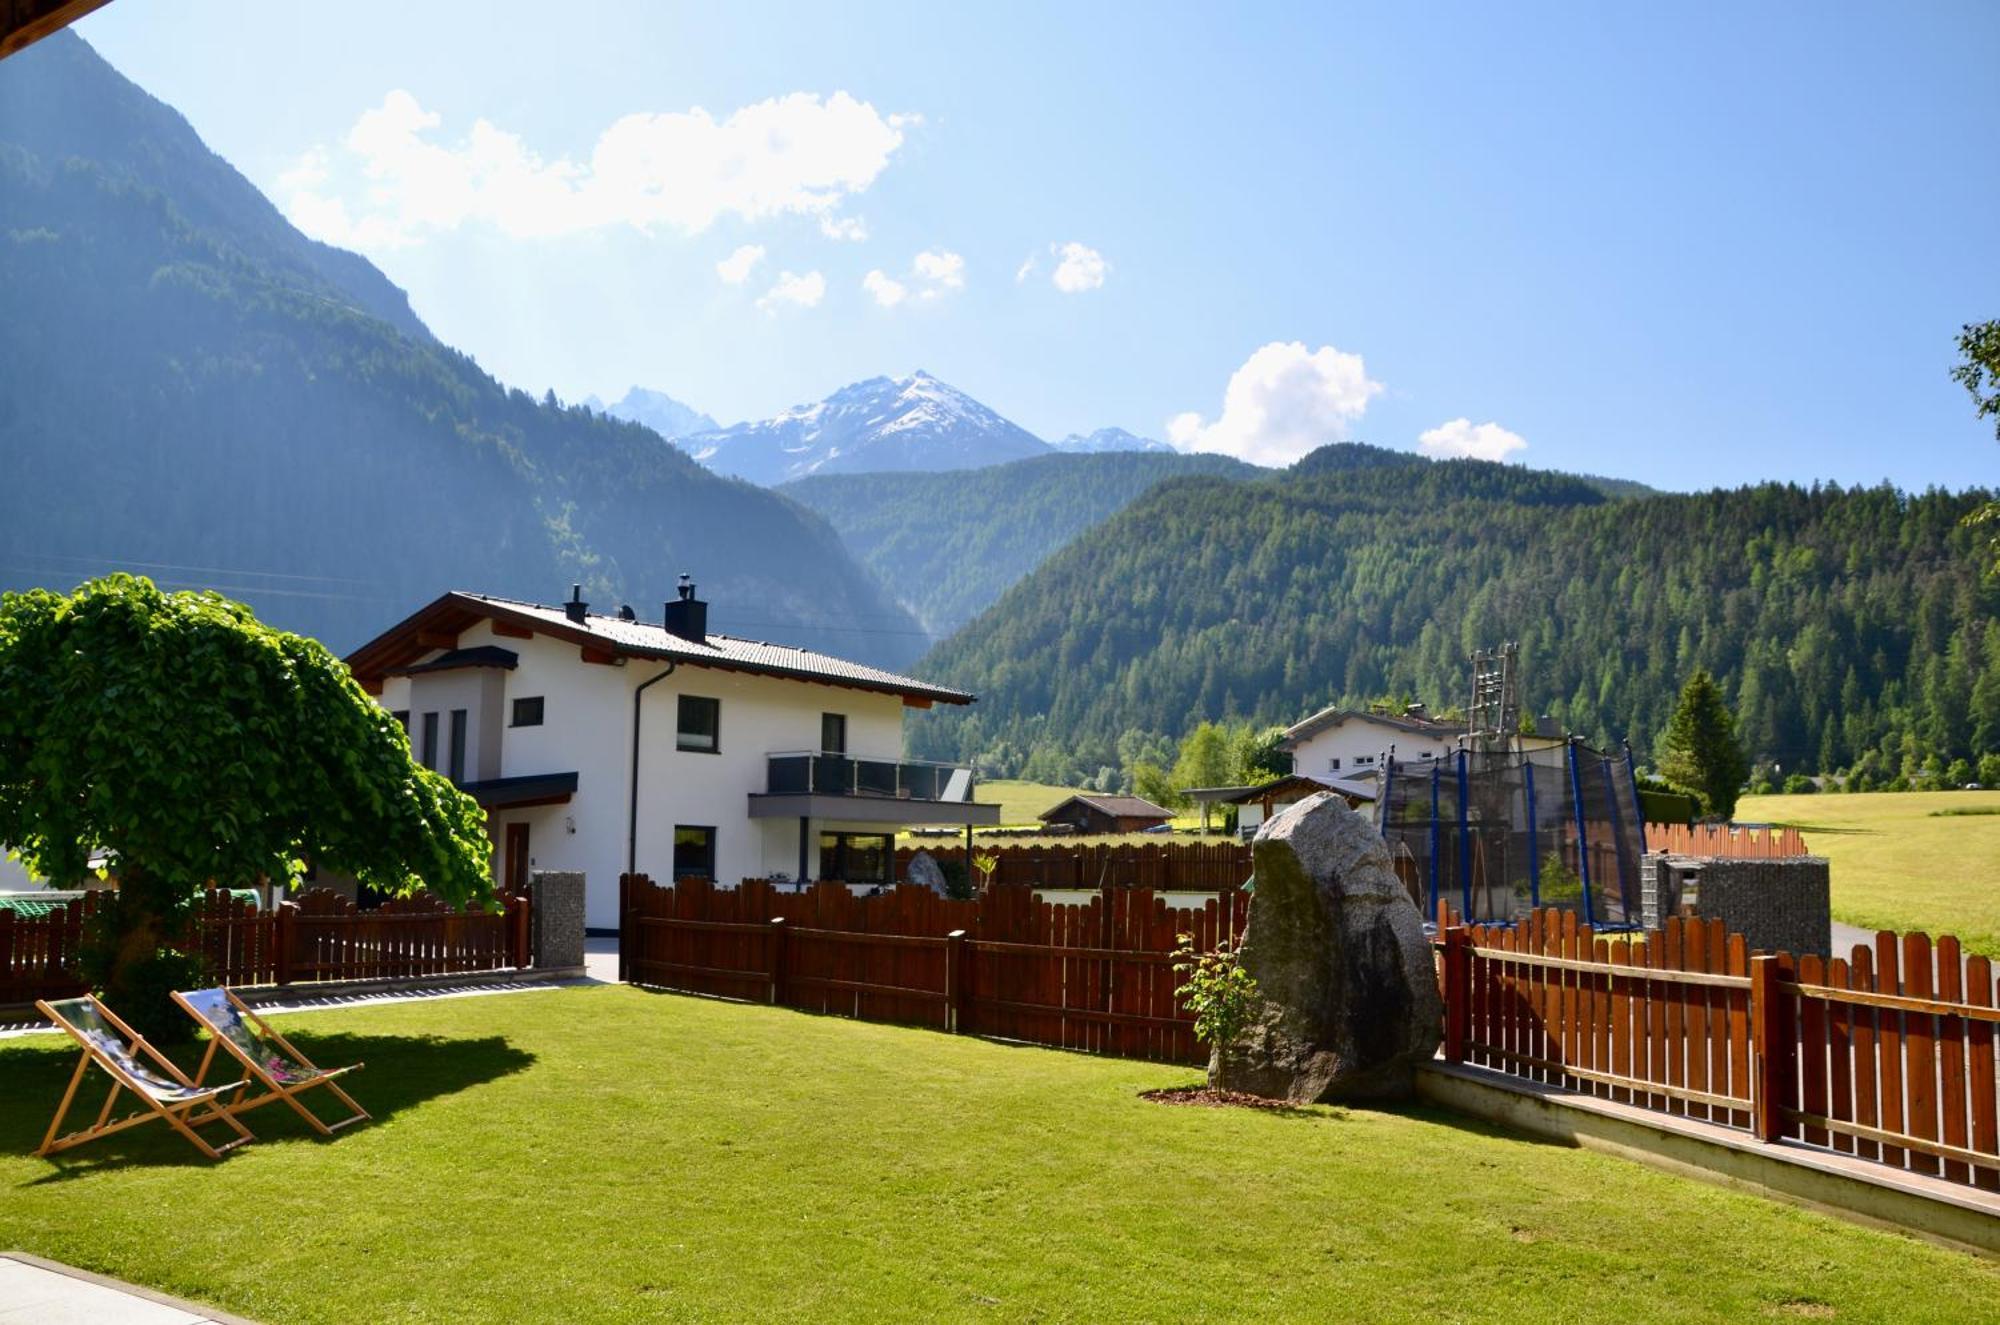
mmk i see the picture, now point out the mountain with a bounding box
[910,448,1999,787]
[684,371,1051,484]
[0,32,926,666]
[781,451,1261,640]
[597,387,717,440]
[1049,427,1175,454]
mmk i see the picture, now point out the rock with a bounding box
[1219,792,1441,1102]
[905,849,948,895]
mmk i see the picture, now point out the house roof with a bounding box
[345,591,975,708]
[1279,704,1464,751]
[1038,794,1174,822]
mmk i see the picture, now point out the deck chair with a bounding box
[173,986,370,1136]
[34,995,254,1160]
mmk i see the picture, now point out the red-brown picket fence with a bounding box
[1,887,531,1007]
[894,841,1253,892]
[1436,906,1999,1192]
[620,875,1250,1064]
[1645,822,1809,858]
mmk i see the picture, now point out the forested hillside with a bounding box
[911,454,1999,788]
[0,33,921,663]
[780,451,1259,638]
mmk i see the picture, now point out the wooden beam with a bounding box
[2,0,112,62]
[491,620,534,639]
[902,696,933,710]
[580,646,620,666]
[414,629,458,650]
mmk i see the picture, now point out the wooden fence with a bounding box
[1437,906,1999,1192]
[1,887,531,1007]
[1644,822,1809,858]
[621,874,1249,1064]
[894,841,1253,891]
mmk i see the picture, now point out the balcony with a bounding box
[749,751,999,826]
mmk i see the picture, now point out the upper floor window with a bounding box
[1326,757,1341,772]
[511,696,545,727]
[1354,754,1376,768]
[821,712,847,755]
[420,712,440,769]
[677,695,720,753]
[448,709,468,782]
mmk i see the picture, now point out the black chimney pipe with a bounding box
[662,573,707,642]
[564,582,589,624]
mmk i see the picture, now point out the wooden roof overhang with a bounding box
[2,1,111,62]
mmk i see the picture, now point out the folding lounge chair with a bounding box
[34,995,254,1160]
[174,986,369,1136]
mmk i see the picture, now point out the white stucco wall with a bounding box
[381,618,920,929]
[1288,718,1455,779]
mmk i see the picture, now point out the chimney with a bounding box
[662,573,707,642]
[618,604,637,621]
[564,583,589,624]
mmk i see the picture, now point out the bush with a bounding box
[1781,773,1817,795]
[1173,934,1260,1088]
[1980,753,2000,787]
[1945,758,1974,788]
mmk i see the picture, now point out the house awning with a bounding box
[460,772,579,810]
[747,793,1000,827]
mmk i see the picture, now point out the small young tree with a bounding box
[1172,932,1260,1089]
[0,576,492,1039]
[1657,669,1751,821]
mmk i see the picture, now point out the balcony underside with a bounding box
[747,793,1000,826]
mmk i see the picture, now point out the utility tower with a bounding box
[1466,642,1522,752]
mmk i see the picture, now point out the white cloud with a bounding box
[862,269,907,307]
[757,270,826,311]
[1168,341,1384,466]
[819,215,869,241]
[279,88,914,250]
[1416,418,1528,462]
[1050,241,1107,293]
[715,244,766,284]
[912,249,965,294]
[1014,252,1037,284]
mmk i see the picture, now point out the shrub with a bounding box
[1173,933,1261,1088]
[1781,773,1817,795]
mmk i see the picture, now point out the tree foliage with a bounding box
[1955,320,2000,577]
[1657,670,1751,820]
[0,576,492,1033]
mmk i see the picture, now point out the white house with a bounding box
[1279,704,1464,779]
[345,581,998,930]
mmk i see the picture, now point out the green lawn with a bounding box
[2,987,1996,1322]
[971,777,1095,826]
[1739,789,2000,956]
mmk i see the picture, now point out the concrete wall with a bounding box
[1641,852,1832,957]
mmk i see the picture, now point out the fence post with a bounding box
[619,874,633,985]
[509,892,532,969]
[273,901,297,986]
[1442,924,1470,1063]
[1751,953,1794,1143]
[946,928,968,1032]
[768,916,788,1006]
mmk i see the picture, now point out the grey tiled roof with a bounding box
[455,593,975,705]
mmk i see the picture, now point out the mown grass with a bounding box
[2,985,1996,1322]
[1739,789,2000,955]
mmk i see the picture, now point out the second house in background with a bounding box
[345,579,999,930]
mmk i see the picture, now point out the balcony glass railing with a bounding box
[765,751,976,803]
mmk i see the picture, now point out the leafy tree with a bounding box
[1657,669,1751,821]
[1130,760,1180,810]
[1954,320,2000,576]
[1169,722,1238,796]
[0,576,492,1039]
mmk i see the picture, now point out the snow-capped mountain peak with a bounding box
[599,387,718,440]
[1049,427,1175,455]
[685,372,1050,485]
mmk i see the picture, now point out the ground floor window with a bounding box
[819,831,890,885]
[673,825,716,880]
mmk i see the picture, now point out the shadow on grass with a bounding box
[6,1031,535,1181]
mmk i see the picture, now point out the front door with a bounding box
[504,822,531,893]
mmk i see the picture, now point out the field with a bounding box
[2,986,1996,1323]
[1739,789,2000,956]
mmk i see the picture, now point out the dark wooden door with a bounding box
[504,822,531,893]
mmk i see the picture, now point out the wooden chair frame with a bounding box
[34,995,254,1161]
[174,987,370,1136]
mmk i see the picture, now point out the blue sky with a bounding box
[74,1,2000,490]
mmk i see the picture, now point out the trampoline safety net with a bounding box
[1373,740,1647,927]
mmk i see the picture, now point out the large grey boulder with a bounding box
[904,849,948,896]
[1220,792,1441,1102]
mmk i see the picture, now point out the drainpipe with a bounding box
[627,663,677,877]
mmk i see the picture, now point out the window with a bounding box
[448,709,467,782]
[677,695,720,753]
[391,710,410,733]
[819,832,889,885]
[672,826,716,880]
[821,712,847,755]
[420,712,439,769]
[511,696,544,727]
[1354,754,1376,768]
[1326,757,1341,772]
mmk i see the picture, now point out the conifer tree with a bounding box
[1657,669,1751,821]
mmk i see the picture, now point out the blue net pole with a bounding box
[1601,752,1631,924]
[1428,758,1442,920]
[1567,738,1596,927]
[1456,749,1473,921]
[1624,741,1648,855]
[1523,748,1541,908]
